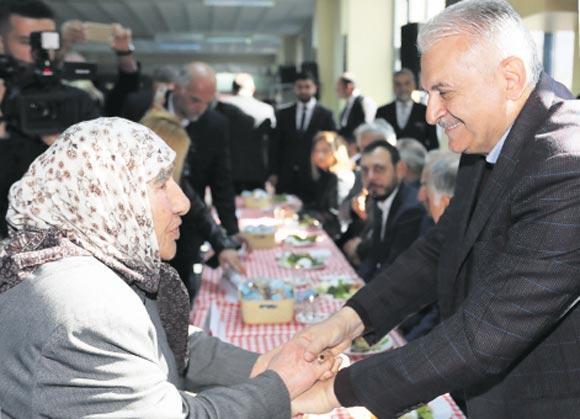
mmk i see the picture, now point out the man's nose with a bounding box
[425,93,445,125]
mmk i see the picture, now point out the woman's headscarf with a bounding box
[0,117,190,372]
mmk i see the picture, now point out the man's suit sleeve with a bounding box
[269,110,283,177]
[335,153,580,417]
[210,117,239,235]
[325,109,337,131]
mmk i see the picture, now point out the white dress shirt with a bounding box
[295,98,317,131]
[395,99,414,129]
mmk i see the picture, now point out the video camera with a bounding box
[0,31,97,136]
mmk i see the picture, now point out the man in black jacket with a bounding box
[268,71,336,201]
[169,61,239,236]
[336,72,376,151]
[375,68,439,150]
[342,141,426,282]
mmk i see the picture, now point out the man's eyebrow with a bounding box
[423,82,453,92]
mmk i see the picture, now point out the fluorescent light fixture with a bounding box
[204,0,274,7]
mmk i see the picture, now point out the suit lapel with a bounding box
[289,104,298,137]
[447,74,552,289]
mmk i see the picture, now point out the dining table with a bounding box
[189,197,465,419]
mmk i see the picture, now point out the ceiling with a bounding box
[45,0,315,56]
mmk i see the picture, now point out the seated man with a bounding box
[343,141,427,282]
[399,152,459,341]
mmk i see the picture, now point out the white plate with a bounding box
[277,251,326,270]
[314,276,361,300]
[345,335,394,356]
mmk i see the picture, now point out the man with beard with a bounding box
[342,141,426,282]
[268,71,335,200]
[375,68,439,151]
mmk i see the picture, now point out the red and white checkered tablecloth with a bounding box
[190,206,465,419]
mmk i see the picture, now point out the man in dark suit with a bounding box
[375,68,439,150]
[168,62,240,290]
[342,141,426,282]
[288,1,580,418]
[336,72,376,151]
[268,71,336,201]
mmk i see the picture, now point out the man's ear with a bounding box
[500,56,527,101]
[395,160,407,180]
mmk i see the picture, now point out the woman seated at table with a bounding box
[140,109,245,300]
[0,117,334,418]
[301,131,354,240]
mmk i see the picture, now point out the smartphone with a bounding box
[84,22,113,44]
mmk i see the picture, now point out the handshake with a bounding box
[250,307,366,416]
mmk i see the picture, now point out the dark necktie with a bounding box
[299,105,308,132]
[371,200,384,262]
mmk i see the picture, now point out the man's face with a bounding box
[360,147,399,200]
[172,78,215,121]
[393,72,415,102]
[1,15,55,64]
[421,35,507,155]
[294,79,317,103]
[147,176,190,261]
[336,80,352,99]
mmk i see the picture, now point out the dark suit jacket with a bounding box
[183,108,239,235]
[338,96,366,143]
[270,102,336,201]
[335,74,580,418]
[300,169,340,240]
[215,101,270,192]
[375,101,439,150]
[355,182,426,281]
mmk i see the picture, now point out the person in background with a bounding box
[302,131,354,240]
[396,138,428,188]
[399,152,459,342]
[342,141,426,281]
[290,1,580,417]
[0,117,337,418]
[122,65,179,122]
[336,120,397,248]
[169,61,240,238]
[221,72,277,192]
[336,72,377,155]
[375,68,439,151]
[140,110,245,300]
[0,1,100,238]
[58,18,140,117]
[269,71,336,201]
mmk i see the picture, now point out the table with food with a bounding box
[190,190,465,419]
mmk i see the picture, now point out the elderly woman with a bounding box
[0,118,332,418]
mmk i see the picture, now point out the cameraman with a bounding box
[0,0,100,237]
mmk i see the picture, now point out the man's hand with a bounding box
[264,336,336,399]
[297,307,364,362]
[291,375,340,416]
[232,233,253,253]
[343,237,362,265]
[218,248,246,275]
[351,188,368,221]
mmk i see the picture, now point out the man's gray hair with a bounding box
[397,138,427,180]
[427,153,460,198]
[176,62,216,87]
[417,0,542,86]
[394,68,416,84]
[354,119,397,146]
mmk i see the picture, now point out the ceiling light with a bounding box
[204,0,274,7]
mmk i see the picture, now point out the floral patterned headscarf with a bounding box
[0,117,190,372]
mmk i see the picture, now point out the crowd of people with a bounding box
[1,0,579,418]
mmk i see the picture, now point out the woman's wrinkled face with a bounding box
[311,140,335,171]
[147,175,190,260]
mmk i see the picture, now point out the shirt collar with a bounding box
[376,185,399,213]
[486,126,512,164]
[298,97,316,110]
